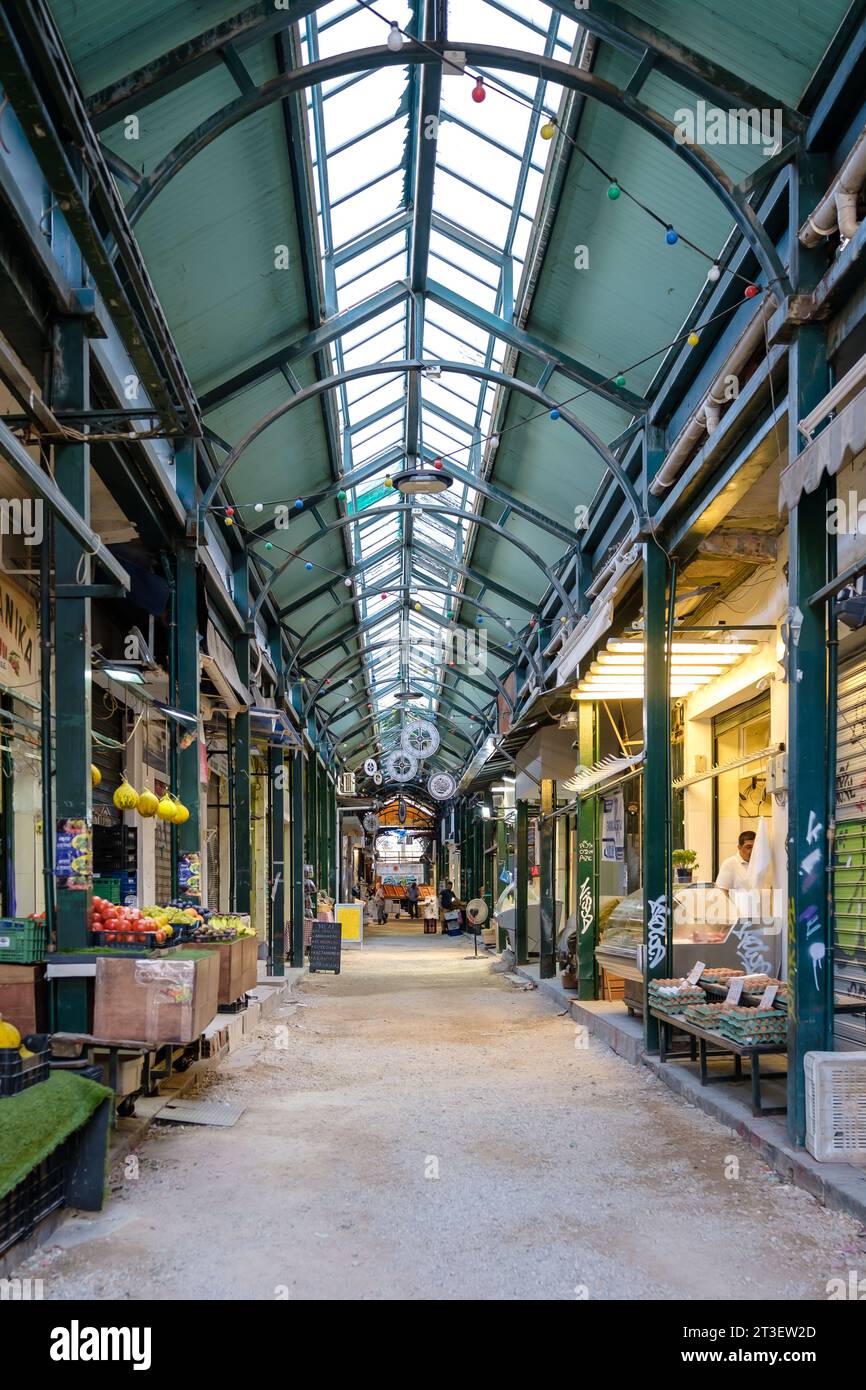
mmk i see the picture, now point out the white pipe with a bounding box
[649,296,776,496]
[799,124,866,247]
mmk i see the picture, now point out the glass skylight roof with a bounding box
[300,0,578,758]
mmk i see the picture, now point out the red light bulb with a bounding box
[471,77,486,103]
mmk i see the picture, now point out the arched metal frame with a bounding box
[286,580,542,682]
[302,639,512,718]
[325,689,492,749]
[123,40,792,297]
[252,503,576,632]
[200,359,642,525]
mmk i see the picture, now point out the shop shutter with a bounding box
[834,653,866,1050]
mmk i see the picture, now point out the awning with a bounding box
[779,384,866,512]
[564,750,644,797]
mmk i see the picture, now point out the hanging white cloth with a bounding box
[747,813,773,889]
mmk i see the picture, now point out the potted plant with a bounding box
[672,848,698,884]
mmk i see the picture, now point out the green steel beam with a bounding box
[174,440,201,897]
[291,753,305,965]
[232,555,252,914]
[268,623,286,976]
[539,778,556,979]
[198,282,407,412]
[786,154,833,1147]
[426,281,648,414]
[642,429,671,1052]
[51,299,92,1033]
[576,705,598,1000]
[515,798,529,964]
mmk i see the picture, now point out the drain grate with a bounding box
[153,1098,246,1127]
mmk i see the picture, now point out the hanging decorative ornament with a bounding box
[364,757,378,776]
[137,787,159,819]
[112,778,139,812]
[471,77,486,103]
[401,719,440,758]
[386,20,404,52]
[428,771,457,801]
[384,749,418,783]
[540,120,556,140]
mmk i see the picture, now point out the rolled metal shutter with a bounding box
[834,653,866,1050]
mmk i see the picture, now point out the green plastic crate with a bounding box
[0,918,48,963]
[92,877,121,904]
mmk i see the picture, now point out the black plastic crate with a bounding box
[0,1038,50,1098]
[0,1136,72,1256]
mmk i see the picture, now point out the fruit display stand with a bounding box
[181,934,257,1008]
[93,947,220,1046]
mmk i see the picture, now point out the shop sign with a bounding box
[601,793,625,862]
[55,817,92,889]
[0,573,37,692]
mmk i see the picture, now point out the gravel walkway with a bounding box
[15,933,864,1300]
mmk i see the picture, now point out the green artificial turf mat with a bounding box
[0,1071,113,1200]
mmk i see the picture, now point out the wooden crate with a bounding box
[93,949,219,1044]
[0,962,47,1035]
[182,936,257,1005]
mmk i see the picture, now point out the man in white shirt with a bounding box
[716,831,756,907]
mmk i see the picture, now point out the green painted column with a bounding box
[576,705,598,999]
[51,310,92,1031]
[268,627,286,976]
[460,802,469,901]
[495,814,508,950]
[642,443,672,1051]
[539,778,556,978]
[232,555,252,914]
[306,751,318,888]
[174,441,201,897]
[515,798,529,963]
[330,781,337,898]
[787,153,833,1145]
[291,753,305,965]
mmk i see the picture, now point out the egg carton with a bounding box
[699,968,745,985]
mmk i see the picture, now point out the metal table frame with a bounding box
[651,1008,788,1116]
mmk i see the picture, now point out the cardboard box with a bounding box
[181,936,257,1005]
[0,962,47,1035]
[93,949,219,1044]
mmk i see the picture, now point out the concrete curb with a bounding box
[518,965,866,1225]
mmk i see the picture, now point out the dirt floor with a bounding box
[15,931,866,1300]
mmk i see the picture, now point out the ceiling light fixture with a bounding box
[392,465,454,495]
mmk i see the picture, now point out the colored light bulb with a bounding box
[665,226,679,245]
[607,183,621,200]
[471,77,486,103]
[386,21,404,52]
[540,120,555,140]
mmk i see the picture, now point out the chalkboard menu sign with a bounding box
[309,920,342,974]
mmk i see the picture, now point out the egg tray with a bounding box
[714,1008,787,1045]
[699,968,745,985]
[682,1002,738,1026]
[648,980,706,1014]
